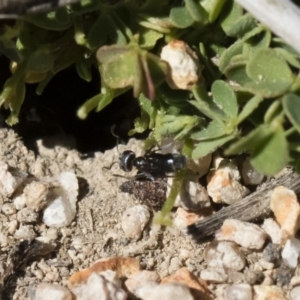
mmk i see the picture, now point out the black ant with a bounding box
[105,126,187,181]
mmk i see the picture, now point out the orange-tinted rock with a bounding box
[270,186,300,240]
[161,267,213,300]
[68,257,140,289]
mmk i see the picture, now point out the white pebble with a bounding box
[160,40,202,90]
[261,218,282,244]
[7,220,18,235]
[1,203,16,215]
[242,158,264,185]
[121,205,150,240]
[17,207,39,223]
[224,284,252,300]
[290,286,300,300]
[35,282,73,300]
[13,194,26,210]
[200,268,228,283]
[42,172,78,227]
[136,282,194,300]
[0,161,28,197]
[14,225,36,240]
[281,238,300,268]
[204,240,245,271]
[71,270,127,300]
[216,219,267,250]
[207,160,249,204]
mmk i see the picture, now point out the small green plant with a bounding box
[1,0,300,178]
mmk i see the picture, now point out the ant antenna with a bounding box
[111,124,121,154]
[102,125,121,171]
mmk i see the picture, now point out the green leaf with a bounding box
[191,85,228,121]
[87,14,110,50]
[170,6,194,28]
[219,1,243,35]
[219,39,243,73]
[237,95,264,124]
[224,62,252,86]
[245,48,294,98]
[200,0,227,22]
[185,0,208,23]
[250,126,288,176]
[76,58,92,82]
[226,13,257,38]
[274,48,300,69]
[139,28,163,49]
[191,119,226,140]
[211,80,238,119]
[0,37,22,62]
[243,30,271,58]
[27,50,54,73]
[282,93,300,133]
[192,134,235,158]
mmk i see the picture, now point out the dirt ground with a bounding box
[0,128,210,299]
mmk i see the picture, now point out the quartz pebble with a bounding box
[125,270,160,297]
[207,160,249,204]
[0,161,28,197]
[35,282,73,300]
[1,202,16,215]
[242,158,264,185]
[160,40,202,90]
[204,240,245,271]
[253,285,286,300]
[270,186,300,240]
[290,286,300,300]
[216,219,267,250]
[175,179,210,211]
[173,207,203,229]
[42,172,78,227]
[137,282,195,300]
[14,225,36,240]
[281,238,300,268]
[24,181,49,211]
[224,283,252,300]
[262,218,282,244]
[188,154,212,178]
[71,270,127,300]
[121,205,150,240]
[161,267,213,300]
[200,268,228,283]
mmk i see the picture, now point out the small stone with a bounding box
[24,181,49,211]
[216,219,267,250]
[275,262,295,286]
[71,270,127,300]
[290,286,300,300]
[281,238,300,268]
[17,207,39,223]
[262,218,282,244]
[168,257,182,274]
[35,283,73,300]
[68,257,140,289]
[0,161,28,197]
[242,158,264,185]
[125,270,160,297]
[121,205,150,240]
[200,268,228,283]
[270,186,300,240]
[14,225,36,240]
[207,160,249,204]
[253,285,286,300]
[1,202,16,215]
[258,259,274,270]
[13,194,26,210]
[162,267,213,300]
[290,276,300,287]
[244,269,264,285]
[0,232,8,247]
[173,207,203,229]
[7,220,18,235]
[224,283,252,300]
[177,180,210,211]
[263,243,281,263]
[160,40,202,90]
[42,172,78,227]
[188,154,212,178]
[137,282,195,300]
[204,240,245,271]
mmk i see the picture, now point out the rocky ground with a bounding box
[0,127,300,300]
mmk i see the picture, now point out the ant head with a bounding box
[119,150,136,172]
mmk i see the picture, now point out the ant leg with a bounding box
[134,172,155,182]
